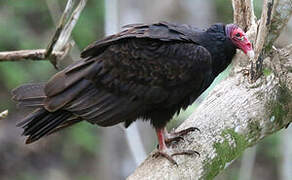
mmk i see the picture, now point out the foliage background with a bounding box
[0,0,290,179]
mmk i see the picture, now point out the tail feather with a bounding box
[22,110,63,136]
[16,108,47,127]
[12,83,83,143]
[12,83,46,108]
[12,83,46,100]
[18,108,73,144]
[25,111,72,144]
[47,118,83,135]
[16,98,45,108]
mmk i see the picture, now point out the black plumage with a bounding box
[12,21,252,163]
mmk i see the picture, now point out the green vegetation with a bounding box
[247,121,262,143]
[203,129,248,180]
[263,68,272,76]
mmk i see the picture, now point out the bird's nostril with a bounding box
[246,42,252,49]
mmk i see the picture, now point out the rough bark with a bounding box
[232,0,256,30]
[128,0,292,179]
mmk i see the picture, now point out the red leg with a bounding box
[156,128,167,150]
[153,128,199,165]
[154,128,177,165]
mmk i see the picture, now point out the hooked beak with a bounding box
[247,50,255,59]
[237,38,254,59]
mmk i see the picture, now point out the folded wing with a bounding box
[41,22,212,127]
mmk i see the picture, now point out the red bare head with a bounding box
[226,24,254,59]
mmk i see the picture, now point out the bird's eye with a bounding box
[235,33,241,37]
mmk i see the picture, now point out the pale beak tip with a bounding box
[247,50,255,59]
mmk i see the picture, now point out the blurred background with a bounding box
[0,0,291,179]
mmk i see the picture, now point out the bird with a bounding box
[12,21,254,165]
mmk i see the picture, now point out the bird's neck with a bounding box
[201,25,237,77]
[211,38,236,76]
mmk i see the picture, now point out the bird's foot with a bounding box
[154,127,200,165]
[152,148,199,165]
[165,127,200,144]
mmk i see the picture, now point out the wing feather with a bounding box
[39,22,212,127]
[81,21,202,59]
[44,59,96,97]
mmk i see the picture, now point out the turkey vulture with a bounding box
[12,22,254,164]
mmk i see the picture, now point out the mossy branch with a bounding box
[128,0,292,179]
[128,54,291,179]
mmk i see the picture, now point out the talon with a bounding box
[154,128,200,165]
[152,152,159,158]
[165,136,184,144]
[153,149,199,165]
[172,150,200,157]
[171,127,200,137]
[184,127,201,133]
[153,151,178,166]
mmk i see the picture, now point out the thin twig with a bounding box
[0,0,87,68]
[45,0,74,59]
[46,0,81,59]
[53,0,87,52]
[0,49,63,62]
[46,0,87,67]
[44,0,76,68]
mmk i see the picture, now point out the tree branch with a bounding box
[128,0,292,179]
[50,0,87,54]
[232,0,256,30]
[0,49,63,62]
[254,0,275,59]
[248,0,276,82]
[44,0,75,61]
[266,0,292,50]
[128,48,292,180]
[249,0,292,82]
[0,0,87,68]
